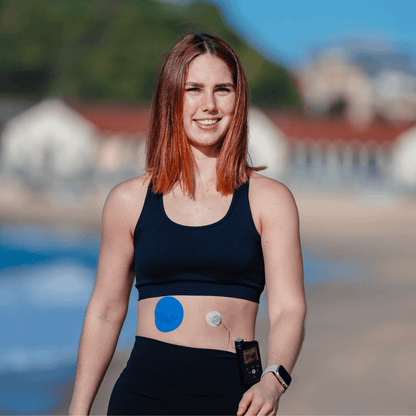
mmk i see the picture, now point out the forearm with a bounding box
[266,306,306,373]
[257,306,305,398]
[69,306,127,415]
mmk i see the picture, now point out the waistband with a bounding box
[121,336,247,395]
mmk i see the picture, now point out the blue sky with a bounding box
[162,0,416,68]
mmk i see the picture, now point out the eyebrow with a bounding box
[185,82,235,88]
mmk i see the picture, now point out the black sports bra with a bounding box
[133,180,265,303]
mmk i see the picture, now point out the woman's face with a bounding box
[183,53,235,155]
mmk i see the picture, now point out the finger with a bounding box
[237,391,252,416]
[242,402,263,416]
[259,403,275,416]
[236,402,247,416]
[241,397,267,416]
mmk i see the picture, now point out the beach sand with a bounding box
[2,187,416,414]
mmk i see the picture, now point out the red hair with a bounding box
[146,33,263,195]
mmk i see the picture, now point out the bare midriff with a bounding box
[136,295,259,353]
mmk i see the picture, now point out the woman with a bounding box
[69,33,306,416]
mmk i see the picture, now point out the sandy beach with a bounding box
[2,186,416,415]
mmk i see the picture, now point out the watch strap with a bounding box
[261,365,291,389]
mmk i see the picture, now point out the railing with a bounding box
[282,138,410,194]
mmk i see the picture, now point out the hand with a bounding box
[236,373,285,416]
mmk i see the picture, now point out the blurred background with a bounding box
[1,0,415,414]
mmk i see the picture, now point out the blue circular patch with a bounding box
[154,297,184,332]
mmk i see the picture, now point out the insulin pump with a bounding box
[235,338,263,387]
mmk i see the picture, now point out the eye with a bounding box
[186,87,200,93]
[216,86,234,95]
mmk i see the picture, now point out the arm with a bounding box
[69,180,143,415]
[238,179,306,416]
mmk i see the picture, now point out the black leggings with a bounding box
[107,336,248,415]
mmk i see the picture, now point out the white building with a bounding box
[248,107,289,180]
[1,99,96,192]
[390,125,416,186]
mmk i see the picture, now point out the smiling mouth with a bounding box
[195,119,220,125]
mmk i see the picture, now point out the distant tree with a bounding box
[0,0,302,107]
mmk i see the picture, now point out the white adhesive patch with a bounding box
[206,311,222,327]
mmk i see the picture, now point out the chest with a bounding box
[162,191,233,227]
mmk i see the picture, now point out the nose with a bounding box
[202,91,217,113]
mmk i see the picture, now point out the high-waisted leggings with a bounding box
[107,336,248,415]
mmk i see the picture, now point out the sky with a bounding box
[161,0,416,69]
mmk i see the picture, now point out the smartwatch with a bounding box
[261,365,292,390]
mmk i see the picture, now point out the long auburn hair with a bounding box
[146,33,262,195]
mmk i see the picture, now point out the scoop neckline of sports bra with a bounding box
[160,187,239,230]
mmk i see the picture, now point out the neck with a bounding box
[191,146,218,192]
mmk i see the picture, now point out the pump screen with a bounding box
[243,347,259,364]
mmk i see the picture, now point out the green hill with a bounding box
[0,0,302,107]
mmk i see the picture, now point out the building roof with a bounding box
[264,110,416,148]
[65,99,150,135]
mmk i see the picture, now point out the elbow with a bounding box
[294,294,307,321]
[86,295,129,327]
[293,302,307,326]
[269,300,306,329]
[287,296,307,320]
[99,308,128,326]
[301,299,307,321]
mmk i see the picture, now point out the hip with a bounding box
[121,335,248,395]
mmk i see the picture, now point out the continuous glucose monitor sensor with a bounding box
[206,311,222,327]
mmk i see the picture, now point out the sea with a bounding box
[0,224,372,414]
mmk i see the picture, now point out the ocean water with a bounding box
[0,224,372,414]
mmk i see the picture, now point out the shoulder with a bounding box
[249,172,298,212]
[103,174,151,235]
[248,172,299,228]
[105,174,150,207]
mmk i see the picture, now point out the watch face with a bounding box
[277,365,292,385]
